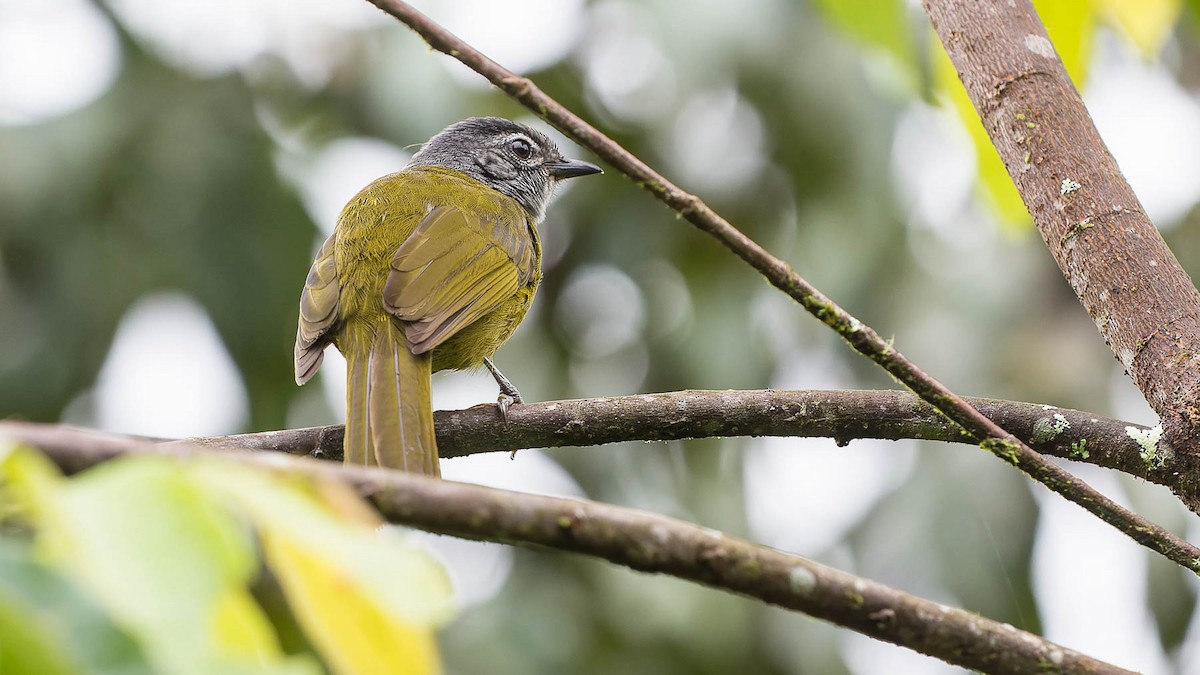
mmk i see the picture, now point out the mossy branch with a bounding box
[168,388,1174,488]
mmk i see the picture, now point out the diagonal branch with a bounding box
[0,423,1133,675]
[923,0,1200,476]
[362,0,1200,572]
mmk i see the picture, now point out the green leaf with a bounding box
[191,462,454,675]
[1094,0,1182,58]
[812,0,914,65]
[0,536,153,675]
[931,42,1030,229]
[1033,0,1097,86]
[0,444,455,675]
[0,446,319,675]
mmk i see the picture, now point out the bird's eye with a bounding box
[509,138,534,159]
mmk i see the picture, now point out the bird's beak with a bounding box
[546,158,603,180]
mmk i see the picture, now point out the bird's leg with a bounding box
[483,358,524,460]
[483,357,522,425]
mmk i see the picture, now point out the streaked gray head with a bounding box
[407,117,602,221]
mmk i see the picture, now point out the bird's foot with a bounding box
[496,392,521,424]
[484,358,523,423]
[484,358,522,400]
[484,358,524,459]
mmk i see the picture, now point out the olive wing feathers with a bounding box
[294,233,340,385]
[383,204,537,355]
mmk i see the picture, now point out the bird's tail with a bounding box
[343,320,439,475]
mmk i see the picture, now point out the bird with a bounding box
[293,117,601,475]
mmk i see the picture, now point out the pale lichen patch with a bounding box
[1031,413,1070,444]
[1024,34,1055,58]
[1126,424,1170,470]
[789,566,817,595]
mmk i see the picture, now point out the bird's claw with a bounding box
[496,392,519,425]
[498,393,524,460]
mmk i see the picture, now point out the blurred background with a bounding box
[4,0,1200,672]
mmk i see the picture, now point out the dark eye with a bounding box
[509,138,533,159]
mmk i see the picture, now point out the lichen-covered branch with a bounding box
[0,424,1133,675]
[362,0,1200,572]
[922,0,1200,471]
[175,388,1169,485]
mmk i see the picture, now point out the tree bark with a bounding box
[923,0,1200,475]
[159,389,1162,488]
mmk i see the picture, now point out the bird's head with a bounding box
[408,117,602,221]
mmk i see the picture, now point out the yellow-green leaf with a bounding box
[266,533,442,675]
[812,0,914,66]
[0,446,318,675]
[0,444,454,675]
[931,43,1029,228]
[192,462,455,627]
[810,0,922,95]
[191,461,454,675]
[1033,0,1097,85]
[0,536,154,675]
[1094,0,1182,57]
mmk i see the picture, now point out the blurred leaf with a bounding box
[811,0,919,90]
[193,464,454,675]
[0,536,153,675]
[1095,0,1182,57]
[811,0,913,62]
[0,444,455,674]
[931,43,1030,228]
[264,534,442,675]
[1034,0,1097,85]
[0,445,312,675]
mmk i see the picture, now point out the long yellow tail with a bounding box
[343,320,439,475]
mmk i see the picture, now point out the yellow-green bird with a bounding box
[294,118,601,474]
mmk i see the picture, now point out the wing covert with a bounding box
[383,204,536,354]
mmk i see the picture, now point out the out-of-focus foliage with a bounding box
[810,0,917,81]
[830,0,1182,229]
[0,536,152,675]
[1097,0,1184,55]
[4,0,1200,673]
[0,443,451,675]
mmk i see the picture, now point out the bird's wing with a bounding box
[383,204,537,354]
[294,232,340,385]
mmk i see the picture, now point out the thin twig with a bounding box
[0,423,1132,675]
[363,0,1200,572]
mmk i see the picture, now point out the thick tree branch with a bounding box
[922,0,1200,469]
[0,424,1132,675]
[363,1,1200,572]
[173,388,1169,486]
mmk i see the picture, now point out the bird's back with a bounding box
[332,166,542,371]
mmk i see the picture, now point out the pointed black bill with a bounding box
[546,158,603,180]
